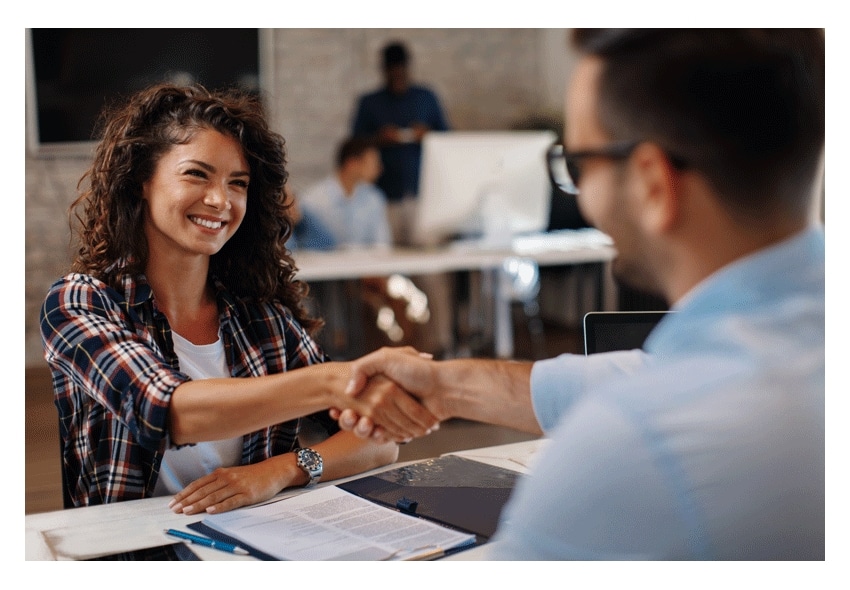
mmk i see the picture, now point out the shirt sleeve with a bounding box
[427,89,450,131]
[294,209,338,251]
[530,350,648,432]
[40,275,189,451]
[488,394,688,559]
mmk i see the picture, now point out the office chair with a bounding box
[58,421,74,509]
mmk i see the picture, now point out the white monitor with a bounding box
[412,130,557,247]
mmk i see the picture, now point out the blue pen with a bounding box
[164,528,250,556]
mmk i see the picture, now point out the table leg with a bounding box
[492,267,514,359]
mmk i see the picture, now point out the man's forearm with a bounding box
[434,359,542,435]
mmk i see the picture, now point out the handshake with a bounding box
[328,346,541,443]
[330,347,443,444]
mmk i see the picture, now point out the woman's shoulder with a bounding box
[45,272,112,299]
[43,272,142,313]
[40,272,134,333]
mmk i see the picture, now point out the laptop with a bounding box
[583,311,669,355]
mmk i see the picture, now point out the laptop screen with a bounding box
[583,311,669,355]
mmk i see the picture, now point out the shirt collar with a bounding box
[120,271,239,317]
[671,224,824,314]
[645,224,824,354]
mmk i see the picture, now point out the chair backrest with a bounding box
[583,311,669,355]
[58,419,74,509]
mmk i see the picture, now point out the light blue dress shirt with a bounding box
[299,175,392,248]
[490,226,825,559]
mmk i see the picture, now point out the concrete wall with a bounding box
[25,28,575,366]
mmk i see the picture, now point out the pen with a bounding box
[164,528,250,556]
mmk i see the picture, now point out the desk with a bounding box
[294,229,616,358]
[25,439,546,561]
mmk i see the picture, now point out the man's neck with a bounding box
[666,214,809,304]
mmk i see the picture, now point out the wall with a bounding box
[24,28,575,367]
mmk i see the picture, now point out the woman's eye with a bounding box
[231,179,249,189]
[185,169,207,179]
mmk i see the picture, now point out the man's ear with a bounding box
[629,142,680,235]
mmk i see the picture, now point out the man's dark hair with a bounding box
[571,29,825,219]
[382,41,410,68]
[336,136,378,168]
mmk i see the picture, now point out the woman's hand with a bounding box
[169,455,302,515]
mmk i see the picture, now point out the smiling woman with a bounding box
[38,84,433,513]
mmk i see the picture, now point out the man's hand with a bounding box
[377,124,402,145]
[410,122,430,142]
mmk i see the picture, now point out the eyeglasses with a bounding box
[547,140,686,196]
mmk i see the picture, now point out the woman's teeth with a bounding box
[189,216,223,230]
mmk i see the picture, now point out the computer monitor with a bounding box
[583,311,670,355]
[412,131,556,246]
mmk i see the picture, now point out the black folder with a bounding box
[337,454,520,541]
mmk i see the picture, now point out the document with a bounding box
[202,486,476,561]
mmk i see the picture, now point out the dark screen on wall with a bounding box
[30,28,260,145]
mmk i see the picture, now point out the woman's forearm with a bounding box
[168,362,351,445]
[310,431,399,483]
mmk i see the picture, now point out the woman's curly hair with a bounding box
[70,82,322,334]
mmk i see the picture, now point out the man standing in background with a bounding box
[352,41,454,357]
[351,40,450,245]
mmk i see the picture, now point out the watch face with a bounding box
[298,449,322,472]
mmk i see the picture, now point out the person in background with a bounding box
[351,40,450,245]
[298,137,428,352]
[298,137,391,249]
[337,29,825,560]
[39,83,411,514]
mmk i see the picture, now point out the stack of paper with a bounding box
[202,486,476,561]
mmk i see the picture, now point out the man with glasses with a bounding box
[336,29,825,560]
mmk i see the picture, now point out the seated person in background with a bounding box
[299,137,429,351]
[299,137,392,249]
[284,185,337,252]
[39,83,403,513]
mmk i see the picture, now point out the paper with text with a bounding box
[202,486,475,560]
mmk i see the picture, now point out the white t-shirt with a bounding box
[152,330,243,496]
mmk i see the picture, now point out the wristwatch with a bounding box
[294,447,323,487]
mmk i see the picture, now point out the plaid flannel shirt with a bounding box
[40,271,335,506]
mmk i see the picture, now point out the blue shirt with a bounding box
[351,85,450,201]
[491,226,825,559]
[289,209,337,252]
[299,175,392,248]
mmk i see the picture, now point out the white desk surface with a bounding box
[292,230,615,358]
[293,230,615,282]
[25,439,547,561]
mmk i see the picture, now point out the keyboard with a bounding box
[511,228,614,254]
